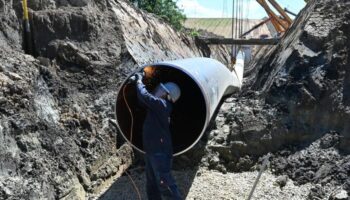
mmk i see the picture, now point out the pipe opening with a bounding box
[116,65,207,155]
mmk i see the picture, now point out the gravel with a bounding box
[95,168,315,200]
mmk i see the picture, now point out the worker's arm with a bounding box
[136,80,166,110]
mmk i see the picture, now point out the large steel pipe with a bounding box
[115,57,243,155]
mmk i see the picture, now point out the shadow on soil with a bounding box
[97,142,207,200]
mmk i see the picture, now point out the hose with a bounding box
[123,84,134,143]
[125,170,142,200]
[122,83,142,200]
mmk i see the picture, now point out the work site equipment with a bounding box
[115,56,244,156]
[240,0,294,38]
[22,0,34,55]
[256,0,292,35]
[284,8,297,17]
[247,153,271,200]
[199,0,295,47]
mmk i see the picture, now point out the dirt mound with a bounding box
[271,133,350,199]
[200,0,350,198]
[205,0,350,160]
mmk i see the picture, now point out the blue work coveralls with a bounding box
[136,81,182,200]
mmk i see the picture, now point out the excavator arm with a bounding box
[256,0,293,35]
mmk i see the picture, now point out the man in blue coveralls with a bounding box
[132,72,182,200]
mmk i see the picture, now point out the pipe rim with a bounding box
[115,63,210,156]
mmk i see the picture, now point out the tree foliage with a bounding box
[130,0,186,30]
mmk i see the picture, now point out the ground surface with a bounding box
[93,132,349,200]
[95,168,313,200]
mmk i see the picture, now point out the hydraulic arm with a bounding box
[256,0,293,35]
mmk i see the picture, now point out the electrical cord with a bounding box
[123,84,134,143]
[125,170,142,200]
[122,83,142,200]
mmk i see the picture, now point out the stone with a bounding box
[275,175,288,188]
[37,57,51,66]
[329,190,349,200]
[319,132,340,149]
[4,71,22,80]
[16,134,41,152]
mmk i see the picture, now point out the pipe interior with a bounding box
[116,65,207,155]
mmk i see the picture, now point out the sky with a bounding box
[176,0,306,19]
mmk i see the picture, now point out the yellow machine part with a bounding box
[256,0,291,34]
[22,0,29,20]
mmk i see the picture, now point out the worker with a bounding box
[131,72,182,200]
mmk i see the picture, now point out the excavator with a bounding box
[200,0,304,45]
[243,0,294,37]
[230,0,299,65]
[255,0,293,36]
[228,0,296,65]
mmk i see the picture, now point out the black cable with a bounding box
[232,0,235,61]
[235,0,238,55]
[123,83,142,200]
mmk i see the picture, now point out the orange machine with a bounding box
[256,0,293,35]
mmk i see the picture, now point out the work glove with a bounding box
[129,72,143,83]
[135,72,143,82]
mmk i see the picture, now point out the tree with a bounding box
[130,0,186,30]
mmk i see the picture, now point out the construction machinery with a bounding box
[238,0,295,40]
[198,0,297,66]
[200,0,296,46]
[22,0,32,55]
[256,0,293,36]
[22,0,35,56]
[284,7,297,17]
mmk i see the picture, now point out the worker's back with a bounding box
[136,81,173,155]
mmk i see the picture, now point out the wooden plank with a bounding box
[197,37,279,45]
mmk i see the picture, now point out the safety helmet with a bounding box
[160,82,181,103]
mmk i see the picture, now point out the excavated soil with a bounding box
[197,0,350,199]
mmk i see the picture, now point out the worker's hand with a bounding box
[128,72,143,83]
[135,72,143,82]
[129,75,137,82]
